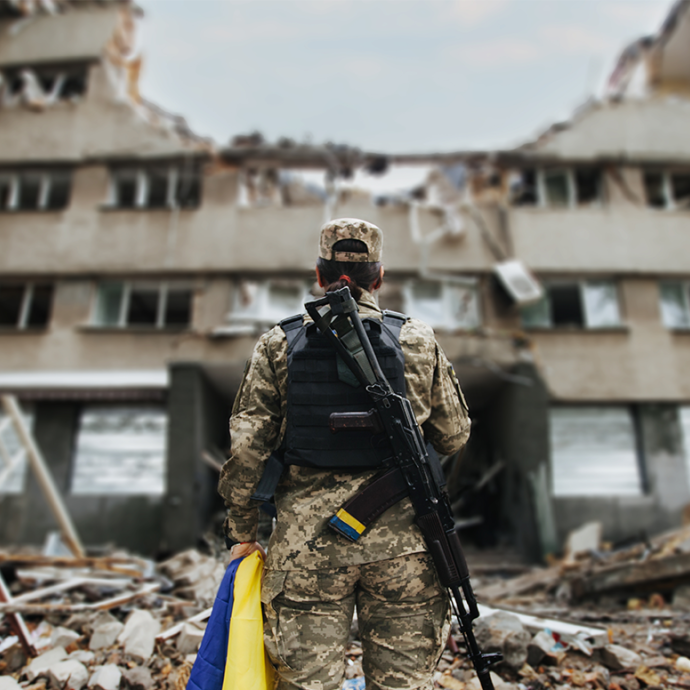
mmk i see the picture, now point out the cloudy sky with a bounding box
[136,0,672,152]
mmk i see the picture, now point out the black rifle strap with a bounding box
[329,466,410,542]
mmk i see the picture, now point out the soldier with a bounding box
[218,218,471,690]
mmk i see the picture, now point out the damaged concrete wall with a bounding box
[0,4,119,66]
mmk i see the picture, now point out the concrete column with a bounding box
[163,363,228,553]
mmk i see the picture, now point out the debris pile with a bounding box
[0,547,227,690]
[2,524,690,690]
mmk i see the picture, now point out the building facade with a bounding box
[1,0,689,559]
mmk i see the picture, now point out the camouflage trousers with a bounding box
[261,551,451,690]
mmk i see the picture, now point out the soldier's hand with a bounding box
[229,540,266,563]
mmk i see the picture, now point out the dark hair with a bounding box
[316,239,382,301]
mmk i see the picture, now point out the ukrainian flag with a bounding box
[187,552,274,690]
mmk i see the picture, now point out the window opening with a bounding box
[0,285,24,327]
[403,279,480,330]
[17,172,42,210]
[671,173,690,209]
[147,168,169,209]
[659,282,690,329]
[25,284,53,328]
[126,286,160,326]
[510,169,537,206]
[71,406,167,496]
[93,282,192,329]
[0,283,53,329]
[164,288,193,325]
[542,170,570,207]
[550,406,642,497]
[575,168,601,205]
[550,284,584,327]
[0,407,34,495]
[521,280,621,330]
[643,172,666,208]
[680,407,690,492]
[108,166,202,210]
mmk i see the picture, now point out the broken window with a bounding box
[549,406,642,497]
[0,169,72,211]
[542,170,570,207]
[93,282,193,329]
[227,280,311,332]
[532,168,603,208]
[108,165,202,210]
[0,407,34,495]
[643,170,690,210]
[510,169,537,206]
[0,283,54,330]
[643,172,667,208]
[0,63,88,107]
[70,406,167,496]
[521,280,621,329]
[575,168,602,205]
[403,279,480,331]
[659,281,690,329]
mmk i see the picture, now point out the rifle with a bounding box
[305,287,502,690]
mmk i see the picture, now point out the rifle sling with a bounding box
[329,467,409,542]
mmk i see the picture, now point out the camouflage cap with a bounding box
[318,218,383,263]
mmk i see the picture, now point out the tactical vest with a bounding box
[281,310,407,470]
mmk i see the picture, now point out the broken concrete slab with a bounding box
[47,659,89,690]
[527,630,561,667]
[24,646,67,681]
[0,678,22,690]
[564,521,602,563]
[176,622,205,655]
[474,611,530,669]
[600,644,642,671]
[51,626,81,649]
[121,666,153,690]
[117,609,160,661]
[68,650,95,665]
[87,665,122,690]
[88,620,123,651]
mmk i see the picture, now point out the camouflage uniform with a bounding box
[218,219,471,690]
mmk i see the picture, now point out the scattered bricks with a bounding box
[47,659,89,690]
[159,550,205,582]
[466,671,515,690]
[121,666,153,690]
[474,611,530,669]
[0,677,22,690]
[176,622,205,655]
[600,644,642,671]
[52,626,81,650]
[87,664,122,690]
[117,610,160,661]
[24,646,68,681]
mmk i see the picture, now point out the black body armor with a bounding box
[281,310,407,470]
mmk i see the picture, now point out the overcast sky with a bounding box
[135,0,672,153]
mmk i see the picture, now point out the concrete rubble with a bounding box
[1,526,690,690]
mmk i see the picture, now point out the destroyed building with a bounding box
[1,0,690,561]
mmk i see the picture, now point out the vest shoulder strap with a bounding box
[279,313,305,353]
[382,310,408,340]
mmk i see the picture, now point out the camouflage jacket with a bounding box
[218,290,471,571]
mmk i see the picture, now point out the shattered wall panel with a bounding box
[0,6,119,66]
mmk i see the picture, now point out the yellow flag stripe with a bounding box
[335,509,365,535]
